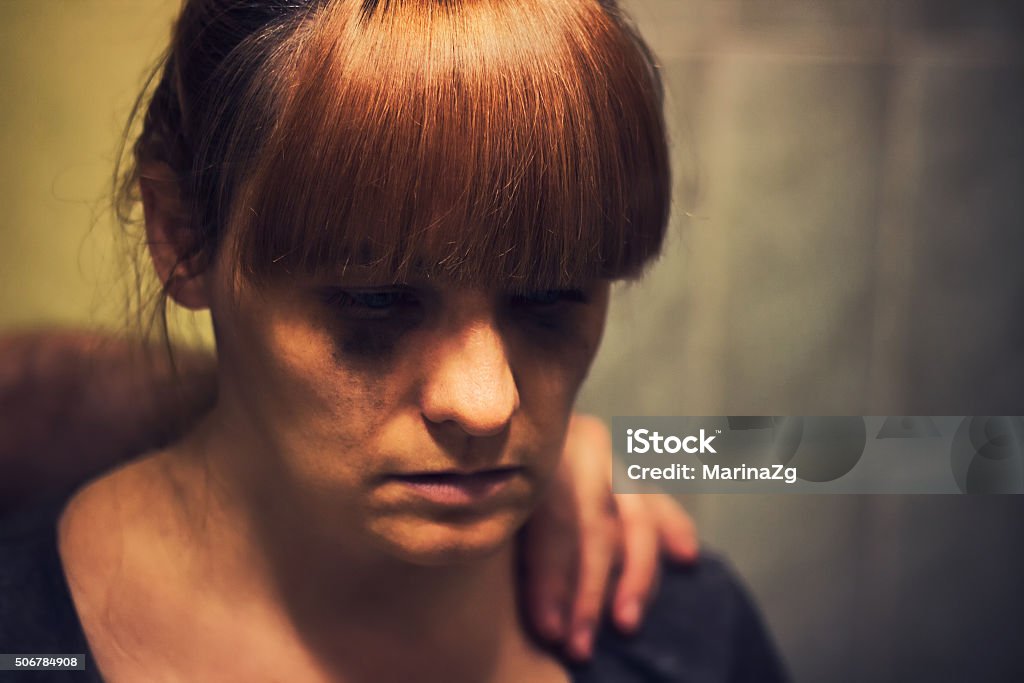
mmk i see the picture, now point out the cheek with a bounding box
[335,326,396,362]
[509,312,607,452]
[329,320,419,370]
[512,307,607,394]
[260,317,401,445]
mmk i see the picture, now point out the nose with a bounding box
[419,319,519,437]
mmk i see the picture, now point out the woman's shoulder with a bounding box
[570,552,789,683]
[1,461,174,682]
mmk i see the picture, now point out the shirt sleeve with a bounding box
[0,500,96,682]
[571,552,790,683]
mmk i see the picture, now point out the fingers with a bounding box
[522,413,701,663]
[521,495,577,643]
[565,492,619,660]
[611,493,660,634]
[650,494,700,563]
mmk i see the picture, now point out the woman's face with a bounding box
[204,249,610,565]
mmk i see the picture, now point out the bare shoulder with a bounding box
[54,455,331,682]
[58,455,165,569]
[57,453,186,618]
[57,453,195,680]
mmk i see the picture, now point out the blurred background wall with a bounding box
[0,2,176,330]
[2,1,1023,681]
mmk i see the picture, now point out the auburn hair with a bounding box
[118,0,671,294]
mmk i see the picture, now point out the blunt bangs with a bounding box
[232,0,670,289]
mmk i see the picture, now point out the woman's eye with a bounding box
[349,291,405,309]
[321,288,418,318]
[511,289,588,308]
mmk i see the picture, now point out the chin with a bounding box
[369,509,525,566]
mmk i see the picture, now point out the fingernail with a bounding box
[570,625,594,660]
[617,600,640,632]
[672,544,699,564]
[541,608,564,640]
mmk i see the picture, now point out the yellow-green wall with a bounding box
[0,1,179,329]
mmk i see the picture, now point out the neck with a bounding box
[152,406,552,683]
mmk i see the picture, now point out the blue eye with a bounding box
[350,291,404,309]
[512,289,587,307]
[321,287,417,318]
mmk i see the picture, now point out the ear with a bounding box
[139,162,210,310]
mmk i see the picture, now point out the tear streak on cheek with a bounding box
[325,334,394,416]
[332,326,401,367]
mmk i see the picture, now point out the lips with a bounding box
[386,467,522,505]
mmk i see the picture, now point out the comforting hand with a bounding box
[520,413,698,660]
